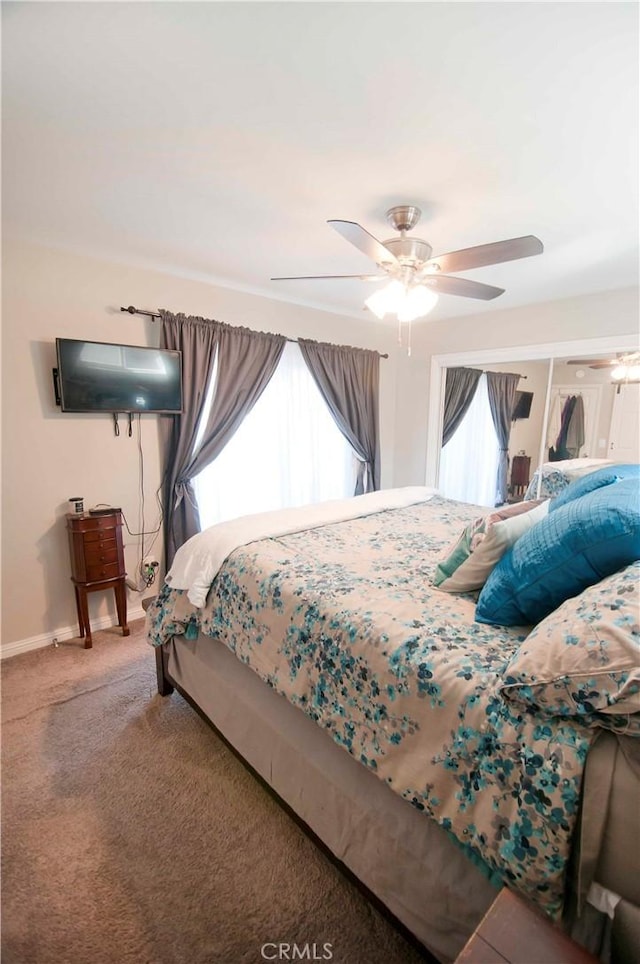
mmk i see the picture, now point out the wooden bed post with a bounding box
[144,595,174,696]
[155,645,174,696]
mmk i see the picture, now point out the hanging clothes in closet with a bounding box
[549,394,585,460]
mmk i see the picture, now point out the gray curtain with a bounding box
[159,312,220,568]
[187,322,285,482]
[298,338,380,494]
[159,311,285,566]
[442,368,483,445]
[486,371,521,504]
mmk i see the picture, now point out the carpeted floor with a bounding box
[1,621,429,964]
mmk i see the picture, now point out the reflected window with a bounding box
[439,374,501,507]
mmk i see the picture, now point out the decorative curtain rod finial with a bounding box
[120,305,161,320]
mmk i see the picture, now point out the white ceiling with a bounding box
[3,2,639,323]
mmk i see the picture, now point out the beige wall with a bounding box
[392,287,640,486]
[1,239,398,650]
[3,237,637,652]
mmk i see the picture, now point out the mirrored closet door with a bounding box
[425,334,640,505]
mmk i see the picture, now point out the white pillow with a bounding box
[433,500,549,593]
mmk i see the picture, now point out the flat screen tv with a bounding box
[55,338,183,413]
[512,390,533,421]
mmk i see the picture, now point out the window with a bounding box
[194,342,357,528]
[439,373,501,507]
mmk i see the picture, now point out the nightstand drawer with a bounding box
[85,560,122,582]
[71,514,121,533]
[84,544,119,566]
[83,529,117,544]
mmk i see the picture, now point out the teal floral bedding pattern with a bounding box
[500,561,640,734]
[524,468,571,501]
[147,496,594,917]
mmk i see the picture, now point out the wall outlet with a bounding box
[141,557,160,588]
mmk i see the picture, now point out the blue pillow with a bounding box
[548,463,640,512]
[476,478,640,626]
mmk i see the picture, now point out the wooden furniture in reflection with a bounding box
[509,455,531,501]
[455,888,598,963]
[66,510,129,648]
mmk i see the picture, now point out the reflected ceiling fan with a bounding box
[566,351,640,382]
[271,205,544,322]
[566,351,640,369]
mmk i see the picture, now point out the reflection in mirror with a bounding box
[437,347,640,507]
[438,359,551,507]
[525,352,640,500]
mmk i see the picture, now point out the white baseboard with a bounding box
[1,607,146,660]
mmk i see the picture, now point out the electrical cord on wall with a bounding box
[94,415,167,593]
[110,414,164,593]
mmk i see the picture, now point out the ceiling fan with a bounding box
[271,205,544,320]
[566,351,640,371]
[566,351,640,384]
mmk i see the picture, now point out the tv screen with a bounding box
[55,338,183,413]
[512,390,533,421]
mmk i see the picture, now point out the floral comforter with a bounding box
[147,495,594,917]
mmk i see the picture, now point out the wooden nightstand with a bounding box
[455,888,598,963]
[509,455,531,501]
[66,510,129,648]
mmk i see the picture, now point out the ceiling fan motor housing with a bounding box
[382,206,433,268]
[381,237,433,266]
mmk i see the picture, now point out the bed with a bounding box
[147,485,640,963]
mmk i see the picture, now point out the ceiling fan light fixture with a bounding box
[365,280,438,322]
[398,284,439,322]
[612,363,640,381]
[364,280,405,320]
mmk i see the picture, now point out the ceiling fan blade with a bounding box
[426,235,543,274]
[420,274,505,300]
[328,220,398,267]
[271,273,385,281]
[565,359,614,367]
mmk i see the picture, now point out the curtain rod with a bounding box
[464,365,527,379]
[121,305,161,319]
[120,305,389,358]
